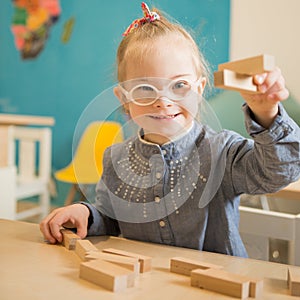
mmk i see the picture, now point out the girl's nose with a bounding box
[153,96,174,107]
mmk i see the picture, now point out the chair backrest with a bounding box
[239,205,300,265]
[9,126,51,184]
[68,121,123,184]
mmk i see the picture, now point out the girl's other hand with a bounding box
[39,203,90,244]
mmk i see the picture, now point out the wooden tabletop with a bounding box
[0,219,298,300]
[267,179,300,201]
[0,113,55,126]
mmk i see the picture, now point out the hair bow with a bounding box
[123,2,160,36]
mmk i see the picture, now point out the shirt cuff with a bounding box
[242,103,294,143]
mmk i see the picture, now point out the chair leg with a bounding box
[64,184,78,206]
[40,190,50,218]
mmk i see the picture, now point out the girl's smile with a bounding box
[147,112,182,120]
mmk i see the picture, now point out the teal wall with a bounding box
[209,90,300,138]
[0,1,230,205]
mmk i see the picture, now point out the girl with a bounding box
[40,3,300,257]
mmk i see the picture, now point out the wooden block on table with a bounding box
[75,239,98,261]
[170,256,223,276]
[249,278,264,298]
[102,248,152,273]
[214,69,258,94]
[85,251,140,276]
[288,267,300,296]
[191,268,251,299]
[218,54,275,75]
[80,259,135,292]
[60,229,81,250]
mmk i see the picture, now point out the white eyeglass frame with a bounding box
[118,77,202,106]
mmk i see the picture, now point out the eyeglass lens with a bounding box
[130,79,193,104]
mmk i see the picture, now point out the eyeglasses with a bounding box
[118,77,201,106]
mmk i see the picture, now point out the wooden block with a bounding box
[102,248,151,273]
[85,251,140,276]
[249,278,264,298]
[191,268,250,299]
[75,239,98,261]
[288,267,300,296]
[170,257,223,276]
[214,69,258,94]
[80,259,135,292]
[60,229,81,250]
[218,54,275,75]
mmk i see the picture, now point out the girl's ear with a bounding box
[198,77,207,95]
[113,86,125,104]
[113,86,130,114]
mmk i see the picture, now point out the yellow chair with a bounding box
[55,121,123,206]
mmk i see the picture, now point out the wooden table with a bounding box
[267,179,300,201]
[0,219,298,299]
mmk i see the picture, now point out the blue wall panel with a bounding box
[0,0,230,172]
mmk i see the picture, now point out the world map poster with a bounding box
[11,0,61,59]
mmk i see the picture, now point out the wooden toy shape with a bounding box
[102,248,152,273]
[79,259,135,292]
[249,278,264,298]
[217,54,275,75]
[75,239,98,261]
[191,268,263,299]
[170,257,223,276]
[214,54,275,94]
[214,69,258,94]
[60,229,81,250]
[288,267,300,296]
[85,251,140,276]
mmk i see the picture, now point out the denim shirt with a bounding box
[84,104,300,257]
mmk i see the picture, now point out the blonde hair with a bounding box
[116,8,210,84]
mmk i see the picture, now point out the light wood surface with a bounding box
[0,219,299,300]
[213,54,275,94]
[214,69,258,93]
[0,113,55,126]
[267,179,300,201]
[217,54,275,75]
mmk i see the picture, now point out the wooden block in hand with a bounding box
[288,267,300,296]
[102,248,151,273]
[214,69,258,94]
[75,239,98,261]
[191,268,251,299]
[60,229,81,250]
[217,54,275,75]
[80,259,135,292]
[85,251,140,276]
[170,257,223,276]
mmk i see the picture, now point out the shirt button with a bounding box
[159,220,165,227]
[154,196,160,203]
[156,172,162,179]
[162,149,167,155]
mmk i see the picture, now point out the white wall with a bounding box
[230,0,300,103]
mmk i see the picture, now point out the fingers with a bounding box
[267,88,289,102]
[39,204,90,244]
[254,67,289,101]
[75,221,88,239]
[74,204,89,238]
[39,207,65,244]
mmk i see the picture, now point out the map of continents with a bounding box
[11,0,61,59]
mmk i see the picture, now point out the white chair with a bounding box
[3,125,52,220]
[239,205,300,266]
